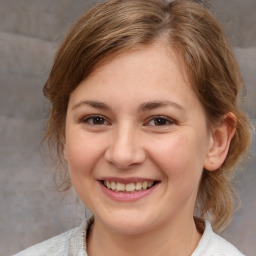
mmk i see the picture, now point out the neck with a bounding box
[87,215,202,256]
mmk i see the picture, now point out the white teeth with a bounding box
[103,180,155,193]
[126,183,135,192]
[135,182,142,190]
[106,180,111,189]
[116,182,125,191]
[142,181,147,189]
[111,181,116,190]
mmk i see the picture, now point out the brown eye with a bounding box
[153,117,169,126]
[145,116,175,126]
[83,115,109,125]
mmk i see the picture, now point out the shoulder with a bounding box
[13,219,89,256]
[192,220,245,256]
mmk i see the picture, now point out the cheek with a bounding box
[65,134,106,206]
[147,134,204,215]
[65,131,105,177]
[149,133,205,180]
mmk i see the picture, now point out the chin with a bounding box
[97,211,156,235]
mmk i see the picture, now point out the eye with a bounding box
[145,116,175,126]
[82,115,110,125]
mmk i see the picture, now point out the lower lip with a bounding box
[99,182,159,202]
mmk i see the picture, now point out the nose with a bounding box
[104,124,146,169]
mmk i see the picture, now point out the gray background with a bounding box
[0,0,255,255]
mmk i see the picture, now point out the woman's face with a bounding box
[64,44,213,235]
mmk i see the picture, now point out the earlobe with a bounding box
[204,112,236,171]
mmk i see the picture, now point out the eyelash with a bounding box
[81,115,175,127]
[144,116,175,127]
[81,115,110,125]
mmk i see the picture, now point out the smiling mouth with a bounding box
[102,180,157,193]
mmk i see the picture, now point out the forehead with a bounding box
[85,43,188,88]
[68,44,202,114]
[88,41,189,81]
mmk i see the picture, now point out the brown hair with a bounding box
[43,0,251,232]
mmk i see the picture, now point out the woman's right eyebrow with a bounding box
[72,100,111,111]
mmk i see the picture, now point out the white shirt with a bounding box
[14,218,245,256]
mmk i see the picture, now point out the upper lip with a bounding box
[98,177,158,184]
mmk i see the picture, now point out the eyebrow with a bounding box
[139,100,185,112]
[72,100,111,111]
[72,100,184,112]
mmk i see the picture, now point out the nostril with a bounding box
[104,145,146,169]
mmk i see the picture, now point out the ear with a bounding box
[204,112,236,171]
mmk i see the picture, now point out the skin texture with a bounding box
[63,44,235,256]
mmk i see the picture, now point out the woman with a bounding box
[15,0,251,255]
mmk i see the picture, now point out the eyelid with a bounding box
[81,114,111,125]
[144,115,176,126]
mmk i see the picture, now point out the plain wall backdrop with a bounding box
[0,1,255,255]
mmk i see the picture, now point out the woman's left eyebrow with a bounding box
[139,101,185,112]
